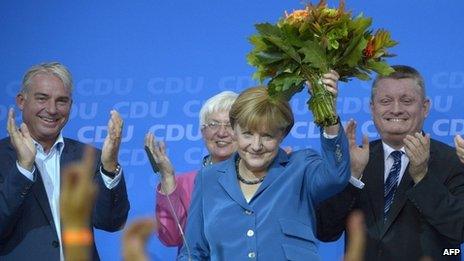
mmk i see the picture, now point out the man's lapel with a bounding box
[363,141,386,238]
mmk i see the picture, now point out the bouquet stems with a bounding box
[307,77,338,127]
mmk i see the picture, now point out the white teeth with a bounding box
[388,118,404,122]
[216,141,228,146]
[40,117,56,122]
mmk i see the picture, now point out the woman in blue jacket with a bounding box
[179,83,350,261]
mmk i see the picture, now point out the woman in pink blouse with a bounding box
[145,91,238,247]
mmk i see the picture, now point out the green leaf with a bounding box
[350,15,372,35]
[256,23,282,38]
[280,24,306,48]
[268,72,305,100]
[354,71,371,81]
[249,35,268,52]
[367,60,395,76]
[300,40,328,70]
[265,35,302,63]
[343,36,367,67]
[255,23,302,63]
[254,51,287,65]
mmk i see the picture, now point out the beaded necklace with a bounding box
[235,157,265,185]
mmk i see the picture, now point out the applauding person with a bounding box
[0,62,129,260]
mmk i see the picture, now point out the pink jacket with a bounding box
[155,171,197,247]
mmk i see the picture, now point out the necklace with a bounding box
[235,157,265,185]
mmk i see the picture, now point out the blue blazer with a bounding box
[179,129,350,261]
[0,137,130,261]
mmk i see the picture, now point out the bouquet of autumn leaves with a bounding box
[247,0,397,127]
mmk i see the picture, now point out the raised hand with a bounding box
[345,119,369,179]
[454,135,464,164]
[316,70,341,134]
[404,132,430,184]
[60,146,97,261]
[321,69,340,98]
[307,70,340,97]
[101,110,123,172]
[61,146,97,228]
[6,108,36,171]
[122,218,156,261]
[144,132,176,194]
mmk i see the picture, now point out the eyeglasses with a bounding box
[203,121,233,132]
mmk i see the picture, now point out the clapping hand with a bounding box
[345,119,369,179]
[6,108,36,171]
[101,110,123,172]
[144,132,176,194]
[454,135,464,164]
[404,132,430,184]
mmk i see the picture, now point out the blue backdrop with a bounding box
[1,0,463,260]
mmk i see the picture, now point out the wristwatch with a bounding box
[100,163,121,178]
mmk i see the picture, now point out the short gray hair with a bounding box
[199,91,238,128]
[372,65,426,101]
[22,62,73,95]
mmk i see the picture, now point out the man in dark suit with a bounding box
[317,65,464,260]
[0,62,130,260]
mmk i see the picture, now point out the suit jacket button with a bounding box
[52,240,59,248]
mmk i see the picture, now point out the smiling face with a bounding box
[16,73,72,149]
[234,124,283,175]
[370,78,430,148]
[201,110,237,163]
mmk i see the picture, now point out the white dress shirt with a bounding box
[16,133,122,261]
[382,142,409,185]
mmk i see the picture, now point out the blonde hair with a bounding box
[230,86,294,137]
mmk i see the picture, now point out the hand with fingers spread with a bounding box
[6,108,36,171]
[144,132,176,194]
[345,119,369,179]
[404,132,430,183]
[122,218,157,261]
[60,146,98,261]
[101,110,123,172]
[454,135,464,164]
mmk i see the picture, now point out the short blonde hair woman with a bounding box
[180,78,351,260]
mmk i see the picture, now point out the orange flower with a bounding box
[284,9,309,25]
[363,37,375,59]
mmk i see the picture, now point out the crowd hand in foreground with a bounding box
[60,146,98,261]
[122,218,157,261]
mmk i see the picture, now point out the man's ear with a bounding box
[16,93,26,111]
[423,98,431,118]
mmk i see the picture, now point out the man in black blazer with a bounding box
[317,65,464,260]
[0,62,130,260]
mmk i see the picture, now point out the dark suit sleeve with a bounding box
[91,168,130,232]
[315,184,361,242]
[0,164,35,239]
[405,158,464,244]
